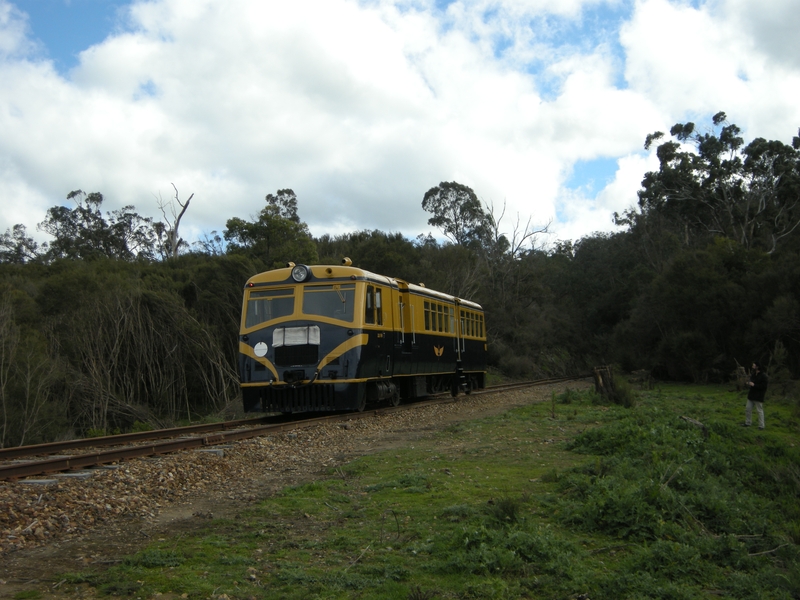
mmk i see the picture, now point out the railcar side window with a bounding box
[245,288,294,328]
[303,284,356,322]
[458,309,485,338]
[365,285,383,325]
[424,300,455,333]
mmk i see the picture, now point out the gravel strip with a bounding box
[0,382,588,561]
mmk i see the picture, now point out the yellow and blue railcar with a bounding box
[238,260,487,413]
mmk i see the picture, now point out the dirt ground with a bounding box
[0,381,589,599]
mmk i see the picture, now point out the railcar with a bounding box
[238,259,487,413]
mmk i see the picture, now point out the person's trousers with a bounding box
[745,400,764,429]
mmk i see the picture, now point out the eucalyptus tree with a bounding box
[421,181,492,247]
[634,112,800,253]
[0,224,41,263]
[38,191,158,261]
[224,189,317,267]
[266,188,301,223]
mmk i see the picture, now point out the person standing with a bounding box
[745,362,768,429]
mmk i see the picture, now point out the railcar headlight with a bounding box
[291,264,309,282]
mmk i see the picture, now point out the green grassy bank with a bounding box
[55,384,800,599]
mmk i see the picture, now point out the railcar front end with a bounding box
[239,263,378,412]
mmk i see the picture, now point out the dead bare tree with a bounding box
[13,335,61,446]
[65,288,238,432]
[481,200,551,312]
[0,293,19,447]
[155,183,193,259]
[485,199,551,260]
[0,295,63,446]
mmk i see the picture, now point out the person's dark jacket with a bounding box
[748,371,768,403]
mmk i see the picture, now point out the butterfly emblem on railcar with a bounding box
[434,345,444,357]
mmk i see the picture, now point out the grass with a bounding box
[54,384,800,599]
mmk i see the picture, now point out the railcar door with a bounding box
[365,283,393,376]
[395,282,414,354]
[455,299,464,360]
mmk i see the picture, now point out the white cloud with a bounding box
[722,0,800,70]
[0,0,34,58]
[621,0,800,137]
[0,0,799,251]
[622,0,751,115]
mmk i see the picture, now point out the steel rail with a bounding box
[0,417,336,481]
[0,376,588,482]
[0,416,282,460]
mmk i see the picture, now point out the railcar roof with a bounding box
[405,282,482,310]
[246,264,396,286]
[246,264,482,310]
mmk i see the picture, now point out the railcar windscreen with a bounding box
[302,284,356,322]
[245,288,294,328]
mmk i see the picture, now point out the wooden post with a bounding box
[593,366,615,397]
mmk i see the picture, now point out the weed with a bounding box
[361,564,410,581]
[407,585,438,600]
[98,580,143,596]
[540,468,560,483]
[124,549,184,567]
[485,496,521,526]
[441,504,474,522]
[398,473,430,492]
[589,388,606,405]
[61,572,98,584]
[788,521,800,544]
[445,423,466,434]
[327,493,352,505]
[611,372,638,408]
[215,554,253,565]
[440,524,580,579]
[557,387,581,404]
[366,473,430,494]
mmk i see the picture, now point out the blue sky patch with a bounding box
[135,80,157,100]
[516,3,630,91]
[567,157,619,196]
[434,0,457,10]
[12,0,131,73]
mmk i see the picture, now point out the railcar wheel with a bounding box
[450,380,459,397]
[357,393,367,412]
[390,390,401,407]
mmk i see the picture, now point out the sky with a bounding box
[1,0,799,251]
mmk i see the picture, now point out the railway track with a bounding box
[0,376,585,482]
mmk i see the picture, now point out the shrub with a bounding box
[557,387,586,404]
[611,373,637,408]
[441,504,474,523]
[485,497,521,526]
